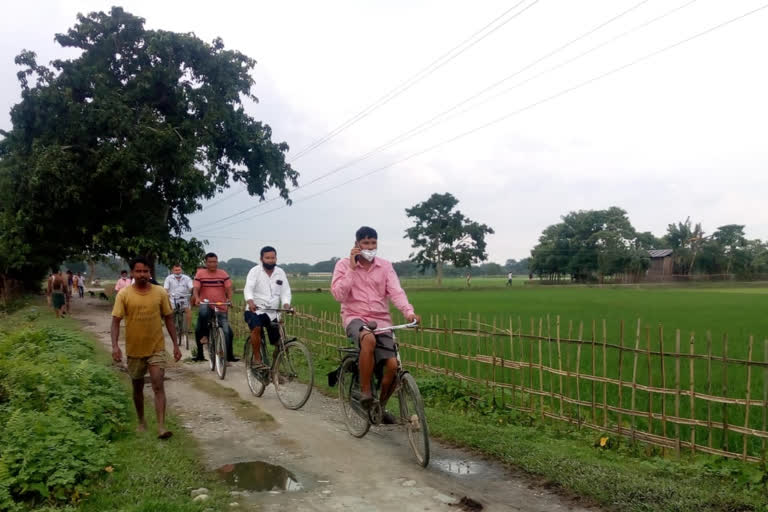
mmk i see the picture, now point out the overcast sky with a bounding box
[2,0,767,265]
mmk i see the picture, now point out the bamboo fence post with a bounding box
[706,331,713,448]
[556,316,564,418]
[689,333,696,457]
[602,319,608,427]
[645,327,653,452]
[742,336,754,461]
[475,316,482,383]
[763,339,768,463]
[491,317,498,401]
[537,318,544,418]
[565,320,572,419]
[617,320,626,439]
[674,329,681,458]
[508,317,515,407]
[575,321,583,428]
[420,316,426,371]
[450,318,456,377]
[630,319,641,444]
[659,325,668,456]
[591,319,597,425]
[722,334,729,452]
[548,315,555,416]
[519,316,526,410]
[466,323,473,382]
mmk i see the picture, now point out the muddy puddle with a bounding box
[215,461,303,492]
[432,458,482,476]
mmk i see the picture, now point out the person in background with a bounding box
[192,253,236,363]
[77,272,85,298]
[506,271,514,287]
[48,271,68,317]
[115,270,131,293]
[164,264,194,335]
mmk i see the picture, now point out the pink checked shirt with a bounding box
[331,256,414,328]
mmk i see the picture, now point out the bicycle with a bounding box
[335,320,430,467]
[196,300,231,380]
[171,296,190,350]
[243,308,314,410]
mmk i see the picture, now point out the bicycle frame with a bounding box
[249,307,295,366]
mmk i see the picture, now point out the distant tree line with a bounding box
[530,207,768,282]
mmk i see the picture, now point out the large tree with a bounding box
[404,193,493,285]
[0,7,297,283]
[530,207,650,282]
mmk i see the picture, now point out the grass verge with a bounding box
[0,299,233,512]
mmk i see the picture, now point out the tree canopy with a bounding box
[0,7,297,285]
[404,193,493,285]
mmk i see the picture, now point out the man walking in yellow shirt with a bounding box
[111,257,181,439]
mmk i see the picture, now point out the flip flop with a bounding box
[158,431,173,440]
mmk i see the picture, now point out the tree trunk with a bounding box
[88,260,96,285]
[436,260,443,287]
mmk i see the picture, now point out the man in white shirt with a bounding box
[164,264,194,333]
[243,246,292,369]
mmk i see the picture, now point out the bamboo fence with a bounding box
[229,305,768,463]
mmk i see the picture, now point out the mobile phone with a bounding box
[354,241,361,262]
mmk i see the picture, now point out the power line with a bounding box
[193,3,768,234]
[287,0,539,163]
[193,0,653,232]
[200,185,247,211]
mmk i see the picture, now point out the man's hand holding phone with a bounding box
[350,244,362,267]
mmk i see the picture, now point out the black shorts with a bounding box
[244,311,281,345]
[345,318,396,368]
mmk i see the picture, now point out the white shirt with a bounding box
[243,264,292,320]
[164,273,194,305]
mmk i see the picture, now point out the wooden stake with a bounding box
[763,339,768,463]
[617,320,626,438]
[674,329,681,458]
[689,333,696,457]
[450,318,456,377]
[509,317,515,407]
[548,315,555,416]
[575,321,583,428]
[630,318,641,444]
[721,334,729,452]
[742,336,754,460]
[556,316,564,417]
[646,327,653,452]
[538,318,544,418]
[706,331,713,448]
[591,319,597,425]
[660,325,668,456]
[602,319,608,427]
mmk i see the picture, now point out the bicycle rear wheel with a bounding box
[338,358,370,438]
[398,373,430,467]
[273,341,314,410]
[244,340,266,397]
[175,313,187,351]
[214,327,227,379]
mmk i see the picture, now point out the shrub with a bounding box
[0,410,111,505]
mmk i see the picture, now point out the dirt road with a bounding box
[73,298,595,512]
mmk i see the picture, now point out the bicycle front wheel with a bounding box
[207,334,216,372]
[244,340,266,397]
[214,327,227,380]
[273,341,314,410]
[338,357,370,438]
[398,372,430,467]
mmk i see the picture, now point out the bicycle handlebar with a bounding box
[252,307,295,313]
[194,300,232,307]
[365,320,419,333]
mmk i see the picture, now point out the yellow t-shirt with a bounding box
[112,284,173,358]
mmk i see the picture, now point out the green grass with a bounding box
[0,301,232,512]
[271,284,768,458]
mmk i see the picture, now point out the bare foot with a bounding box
[136,423,147,433]
[200,336,209,345]
[158,430,173,440]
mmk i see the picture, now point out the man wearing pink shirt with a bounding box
[331,226,420,420]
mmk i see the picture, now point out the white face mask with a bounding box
[361,249,377,262]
